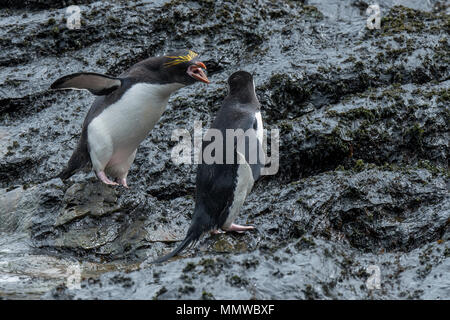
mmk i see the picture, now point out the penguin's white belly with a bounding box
[254,111,265,166]
[255,111,263,145]
[222,112,263,228]
[87,82,184,174]
[223,151,255,228]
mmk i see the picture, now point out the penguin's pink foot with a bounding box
[211,229,225,235]
[97,171,119,186]
[119,178,129,188]
[223,224,255,233]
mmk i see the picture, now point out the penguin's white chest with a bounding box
[254,111,265,166]
[222,111,264,228]
[223,152,255,228]
[255,111,263,145]
[87,82,183,171]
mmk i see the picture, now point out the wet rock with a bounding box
[273,80,449,181]
[212,235,249,254]
[55,182,119,226]
[0,1,98,10]
[0,186,39,233]
[46,238,449,300]
[0,0,448,299]
[247,166,449,253]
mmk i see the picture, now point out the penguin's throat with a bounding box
[152,82,186,97]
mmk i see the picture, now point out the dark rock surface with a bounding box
[0,0,448,299]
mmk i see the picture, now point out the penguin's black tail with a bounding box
[152,224,204,264]
[152,203,215,263]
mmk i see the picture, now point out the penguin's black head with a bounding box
[162,50,209,85]
[227,71,256,103]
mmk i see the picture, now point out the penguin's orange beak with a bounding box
[187,62,209,84]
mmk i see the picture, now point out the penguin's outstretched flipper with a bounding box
[50,72,122,96]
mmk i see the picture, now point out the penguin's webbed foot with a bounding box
[211,229,225,235]
[97,171,119,186]
[118,178,129,188]
[222,224,255,233]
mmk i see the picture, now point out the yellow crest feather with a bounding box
[164,50,198,67]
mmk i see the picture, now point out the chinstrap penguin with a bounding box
[154,71,264,263]
[51,50,209,187]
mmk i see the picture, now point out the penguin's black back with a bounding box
[153,71,262,263]
[196,101,262,228]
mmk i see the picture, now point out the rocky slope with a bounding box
[0,0,448,299]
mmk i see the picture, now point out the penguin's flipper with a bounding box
[50,72,122,95]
